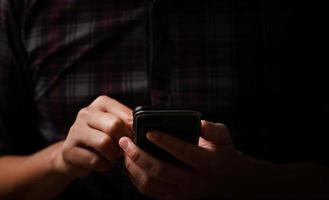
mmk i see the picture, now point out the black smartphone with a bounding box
[133,106,201,166]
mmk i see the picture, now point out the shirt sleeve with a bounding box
[1,0,46,156]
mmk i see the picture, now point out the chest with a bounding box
[24,1,238,139]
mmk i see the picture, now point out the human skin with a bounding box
[0,96,133,199]
[119,121,329,199]
[1,96,329,199]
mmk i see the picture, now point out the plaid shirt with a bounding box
[1,0,327,199]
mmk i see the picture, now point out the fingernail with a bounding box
[119,138,129,151]
[146,131,160,141]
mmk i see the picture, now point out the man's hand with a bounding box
[119,120,240,199]
[0,96,134,200]
[52,96,133,178]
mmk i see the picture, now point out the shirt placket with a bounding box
[146,0,173,105]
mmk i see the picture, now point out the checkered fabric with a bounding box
[1,1,327,199]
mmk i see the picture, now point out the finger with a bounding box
[63,146,113,172]
[125,156,179,200]
[201,120,232,145]
[146,131,207,168]
[84,109,133,141]
[119,137,187,184]
[75,126,122,160]
[90,96,133,131]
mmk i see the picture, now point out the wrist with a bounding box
[49,142,77,180]
[50,142,92,179]
[212,150,249,198]
[226,150,280,199]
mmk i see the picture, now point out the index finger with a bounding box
[90,96,133,131]
[146,131,207,168]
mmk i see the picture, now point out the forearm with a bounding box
[232,153,329,199]
[0,142,74,200]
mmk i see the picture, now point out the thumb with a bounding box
[201,120,232,145]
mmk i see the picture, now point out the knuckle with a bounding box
[139,175,151,191]
[130,149,140,162]
[77,107,91,120]
[96,95,109,103]
[68,123,85,141]
[93,111,105,123]
[111,117,124,128]
[215,123,229,132]
[91,95,109,108]
[149,164,163,178]
[125,158,132,171]
[99,135,112,149]
[68,125,78,135]
[90,156,102,168]
[106,117,123,133]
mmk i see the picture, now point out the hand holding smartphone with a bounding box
[133,106,201,166]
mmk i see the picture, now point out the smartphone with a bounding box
[133,106,201,166]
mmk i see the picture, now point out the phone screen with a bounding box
[133,106,201,166]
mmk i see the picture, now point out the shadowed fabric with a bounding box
[0,0,327,199]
